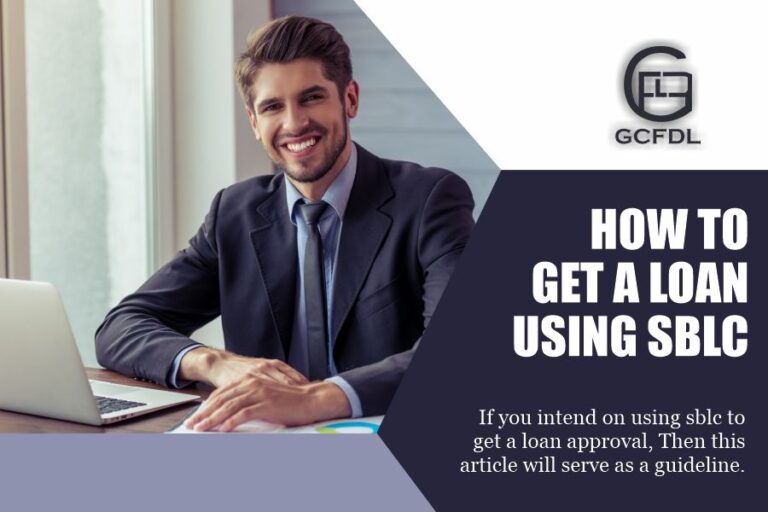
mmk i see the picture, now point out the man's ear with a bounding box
[246,106,261,141]
[345,80,360,119]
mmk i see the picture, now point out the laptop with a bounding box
[0,279,199,425]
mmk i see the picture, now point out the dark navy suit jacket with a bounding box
[95,144,475,415]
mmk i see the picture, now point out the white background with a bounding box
[356,0,768,170]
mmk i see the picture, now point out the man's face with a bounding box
[247,58,359,184]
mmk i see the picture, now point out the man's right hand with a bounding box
[178,347,308,389]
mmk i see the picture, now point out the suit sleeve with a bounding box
[339,173,475,415]
[94,190,224,386]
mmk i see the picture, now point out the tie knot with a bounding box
[299,201,328,226]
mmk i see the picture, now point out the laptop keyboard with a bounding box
[95,396,147,414]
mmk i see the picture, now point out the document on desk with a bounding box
[168,404,383,434]
[168,404,282,433]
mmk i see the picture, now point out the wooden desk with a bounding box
[0,369,208,433]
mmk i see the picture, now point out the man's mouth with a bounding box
[281,136,320,156]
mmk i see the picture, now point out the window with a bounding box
[24,0,153,366]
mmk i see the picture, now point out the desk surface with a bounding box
[0,369,208,433]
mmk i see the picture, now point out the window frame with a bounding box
[145,0,176,270]
[1,0,30,280]
[0,0,6,278]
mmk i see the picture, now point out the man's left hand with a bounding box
[184,377,352,432]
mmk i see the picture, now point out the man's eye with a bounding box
[262,104,281,113]
[304,94,323,102]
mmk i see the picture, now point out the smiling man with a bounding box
[95,16,474,432]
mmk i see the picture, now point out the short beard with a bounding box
[277,120,348,184]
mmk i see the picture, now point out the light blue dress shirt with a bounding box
[169,145,362,418]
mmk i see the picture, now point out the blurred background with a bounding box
[0,0,498,366]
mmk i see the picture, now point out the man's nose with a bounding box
[283,104,310,134]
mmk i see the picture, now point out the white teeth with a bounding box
[286,137,317,153]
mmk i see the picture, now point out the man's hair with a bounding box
[234,16,353,109]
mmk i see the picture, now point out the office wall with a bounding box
[172,0,238,252]
[172,0,273,254]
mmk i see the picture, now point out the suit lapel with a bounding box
[249,176,297,359]
[331,145,394,345]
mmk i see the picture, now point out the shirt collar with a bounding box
[285,143,358,225]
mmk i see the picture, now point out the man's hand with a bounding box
[179,347,308,388]
[184,377,352,431]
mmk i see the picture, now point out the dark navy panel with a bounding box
[381,171,767,512]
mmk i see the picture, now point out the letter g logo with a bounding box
[623,46,693,122]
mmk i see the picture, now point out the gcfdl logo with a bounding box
[624,46,692,122]
[615,45,701,145]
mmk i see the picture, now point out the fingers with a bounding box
[256,359,308,385]
[260,365,297,385]
[183,358,310,432]
[185,380,252,431]
[218,405,265,432]
[186,376,290,431]
[273,362,309,385]
[192,395,250,432]
[211,355,308,388]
